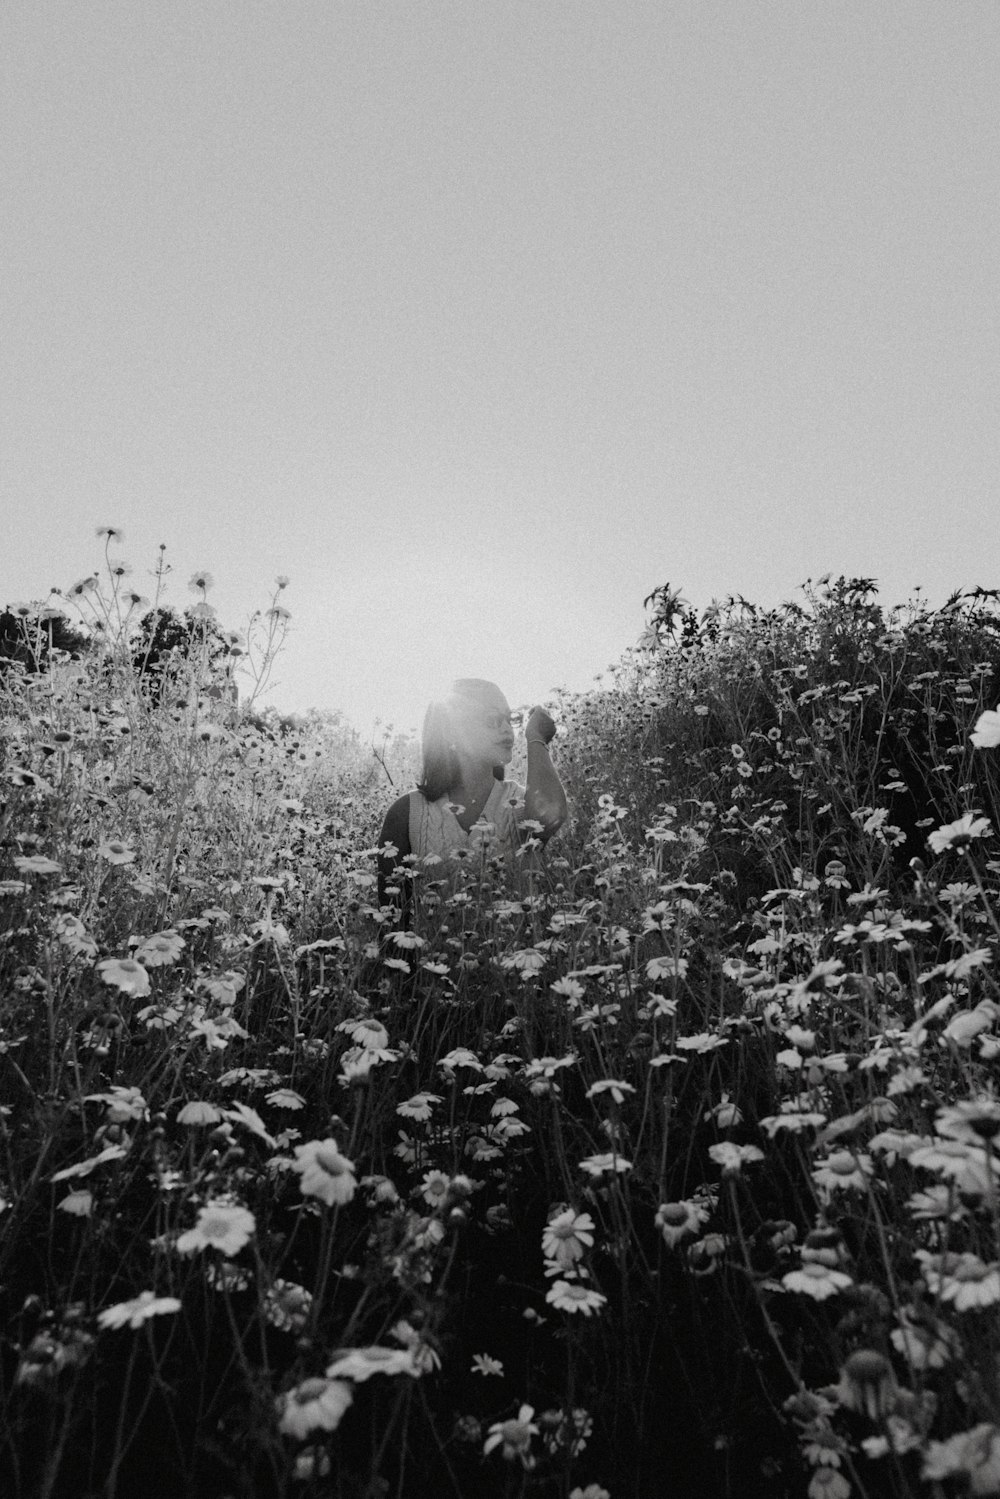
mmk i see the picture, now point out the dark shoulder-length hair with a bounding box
[416,681,505,803]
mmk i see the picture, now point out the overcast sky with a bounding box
[4,2,999,734]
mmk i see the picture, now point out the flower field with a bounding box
[6,560,1000,1498]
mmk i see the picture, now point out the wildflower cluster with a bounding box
[5,565,1000,1496]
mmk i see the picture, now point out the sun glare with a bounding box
[279,546,545,735]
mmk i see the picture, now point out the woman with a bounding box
[377,678,567,916]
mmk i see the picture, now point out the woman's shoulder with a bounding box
[379,793,413,838]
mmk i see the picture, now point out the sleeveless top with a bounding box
[408,779,526,868]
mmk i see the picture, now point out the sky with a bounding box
[3,2,999,736]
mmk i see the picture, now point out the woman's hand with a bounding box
[525,706,557,745]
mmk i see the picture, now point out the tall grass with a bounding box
[5,555,1000,1499]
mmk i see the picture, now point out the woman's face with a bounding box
[452,688,515,766]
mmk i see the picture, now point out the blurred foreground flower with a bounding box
[936,1096,1000,1145]
[292,1140,357,1206]
[546,1281,607,1316]
[98,840,136,865]
[134,930,185,967]
[578,1153,632,1177]
[58,1190,94,1217]
[585,1079,636,1105]
[708,1142,765,1176]
[293,1447,331,1481]
[419,1170,451,1208]
[176,1101,223,1126]
[205,1262,250,1293]
[919,1252,1000,1311]
[927,813,992,854]
[782,1263,853,1300]
[654,1200,707,1248]
[263,1280,312,1333]
[811,1151,873,1194]
[971,706,1000,749]
[96,958,151,998]
[325,1346,421,1381]
[924,1423,1000,1492]
[808,1470,850,1499]
[97,1291,182,1331]
[397,1091,442,1121]
[51,1143,129,1182]
[16,1328,94,1386]
[891,1311,959,1370]
[266,1088,306,1110]
[13,854,62,875]
[542,1208,595,1269]
[484,1405,539,1467]
[176,1202,255,1257]
[277,1377,353,1439]
[834,1348,897,1420]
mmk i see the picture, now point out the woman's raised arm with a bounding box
[522,707,568,839]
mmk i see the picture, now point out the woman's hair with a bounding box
[417,679,506,802]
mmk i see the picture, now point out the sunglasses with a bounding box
[465,708,521,731]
